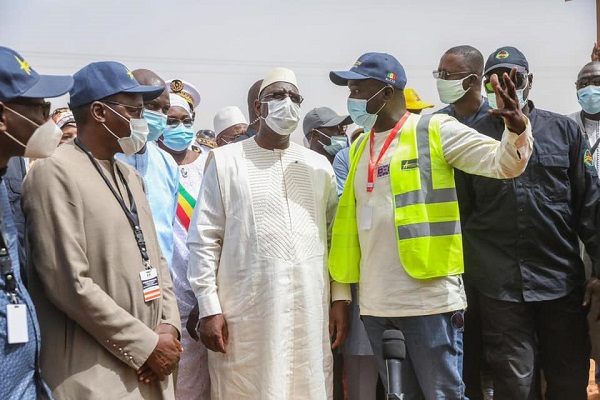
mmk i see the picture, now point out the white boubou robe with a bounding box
[187,138,350,399]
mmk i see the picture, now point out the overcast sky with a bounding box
[1,0,595,142]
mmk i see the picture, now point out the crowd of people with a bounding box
[1,42,600,400]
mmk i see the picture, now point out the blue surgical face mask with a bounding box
[347,86,389,132]
[578,86,600,115]
[316,130,348,156]
[487,89,527,110]
[144,109,167,142]
[161,125,194,151]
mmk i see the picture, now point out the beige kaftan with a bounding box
[22,142,180,400]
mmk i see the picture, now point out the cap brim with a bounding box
[408,102,434,110]
[121,84,165,102]
[19,74,73,99]
[329,70,369,86]
[484,63,527,75]
[321,114,353,127]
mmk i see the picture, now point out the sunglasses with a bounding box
[483,72,528,93]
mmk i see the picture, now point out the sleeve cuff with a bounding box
[331,281,351,302]
[197,293,222,319]
[127,329,159,370]
[506,116,531,143]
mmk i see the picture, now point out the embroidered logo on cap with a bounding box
[126,68,134,79]
[170,79,184,93]
[386,72,397,82]
[15,56,31,75]
[354,60,363,67]
[584,149,594,167]
[496,50,510,59]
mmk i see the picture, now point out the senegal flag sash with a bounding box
[176,184,196,231]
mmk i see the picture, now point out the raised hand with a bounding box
[592,42,600,62]
[488,67,527,134]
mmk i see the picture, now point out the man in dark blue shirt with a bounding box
[461,46,600,399]
[0,46,72,400]
[433,45,493,400]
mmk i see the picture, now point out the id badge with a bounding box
[139,268,161,302]
[359,205,373,230]
[7,304,29,344]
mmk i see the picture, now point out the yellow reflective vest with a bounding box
[328,114,463,283]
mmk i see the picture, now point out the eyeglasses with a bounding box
[576,78,600,90]
[167,117,194,128]
[484,72,528,93]
[432,70,472,79]
[103,100,144,117]
[316,124,347,137]
[6,99,51,120]
[144,98,170,115]
[261,90,304,104]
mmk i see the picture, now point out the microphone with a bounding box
[382,329,406,400]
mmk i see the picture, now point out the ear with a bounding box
[382,86,395,101]
[254,99,263,119]
[528,73,534,89]
[0,103,6,133]
[467,74,478,87]
[90,101,107,123]
[311,129,319,138]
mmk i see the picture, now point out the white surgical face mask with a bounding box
[261,97,301,136]
[487,90,528,110]
[436,74,476,104]
[4,107,62,158]
[102,104,149,156]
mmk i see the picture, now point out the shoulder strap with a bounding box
[350,133,368,159]
[416,114,433,137]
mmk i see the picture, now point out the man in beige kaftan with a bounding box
[22,61,182,399]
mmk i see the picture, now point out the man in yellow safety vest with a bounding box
[328,52,533,399]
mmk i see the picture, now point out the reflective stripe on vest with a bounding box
[328,114,463,284]
[395,115,459,239]
[392,115,463,278]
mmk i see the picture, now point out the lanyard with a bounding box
[74,139,151,268]
[581,111,600,156]
[367,112,410,193]
[0,228,17,304]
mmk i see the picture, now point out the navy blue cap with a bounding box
[484,46,529,75]
[330,52,407,90]
[69,61,164,108]
[0,46,73,102]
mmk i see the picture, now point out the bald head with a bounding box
[578,61,600,81]
[248,79,263,128]
[132,69,170,114]
[444,45,484,75]
[132,69,165,87]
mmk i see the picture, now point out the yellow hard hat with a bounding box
[404,88,434,110]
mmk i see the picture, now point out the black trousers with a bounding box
[463,283,486,400]
[479,289,590,400]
